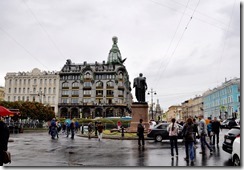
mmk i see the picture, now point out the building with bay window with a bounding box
[58,37,133,119]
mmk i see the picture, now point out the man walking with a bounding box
[211,117,221,146]
[198,115,213,155]
[0,117,10,166]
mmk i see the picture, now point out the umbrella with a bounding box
[0,106,14,117]
[65,119,71,125]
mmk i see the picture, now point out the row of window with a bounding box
[61,98,124,104]
[204,96,237,108]
[61,90,123,96]
[62,81,124,88]
[9,87,56,94]
[9,78,57,86]
[8,95,55,103]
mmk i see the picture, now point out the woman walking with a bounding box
[167,118,179,159]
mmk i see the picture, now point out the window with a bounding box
[27,88,30,93]
[118,90,124,96]
[71,90,79,95]
[23,79,26,85]
[71,98,79,103]
[9,79,12,85]
[53,88,56,94]
[72,82,79,87]
[40,79,42,84]
[84,82,92,87]
[19,88,21,93]
[28,79,30,85]
[34,79,37,84]
[83,98,91,103]
[84,90,91,95]
[106,90,114,96]
[61,98,68,103]
[14,88,17,93]
[96,81,103,88]
[44,88,46,94]
[62,90,69,95]
[33,88,36,94]
[62,82,69,87]
[106,81,114,87]
[84,72,92,79]
[8,88,11,93]
[49,79,52,84]
[48,88,51,94]
[96,90,103,96]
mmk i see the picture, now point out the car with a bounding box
[221,118,238,129]
[147,123,183,142]
[232,136,240,166]
[222,126,240,154]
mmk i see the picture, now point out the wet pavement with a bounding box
[5,129,233,167]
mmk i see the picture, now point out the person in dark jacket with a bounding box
[70,120,75,139]
[211,117,221,145]
[0,117,10,166]
[137,119,145,147]
[182,117,195,165]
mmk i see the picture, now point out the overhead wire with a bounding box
[152,0,191,88]
[0,26,49,70]
[154,0,201,90]
[214,0,237,86]
[22,0,67,61]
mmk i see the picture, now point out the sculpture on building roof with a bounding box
[107,36,126,65]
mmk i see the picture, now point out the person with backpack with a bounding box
[0,116,10,166]
[182,117,195,165]
[167,118,179,159]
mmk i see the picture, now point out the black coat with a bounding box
[0,121,9,151]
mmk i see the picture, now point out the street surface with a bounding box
[5,129,233,167]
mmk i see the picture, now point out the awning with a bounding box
[0,106,14,117]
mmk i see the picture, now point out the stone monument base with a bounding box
[128,102,149,133]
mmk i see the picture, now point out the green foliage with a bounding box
[0,101,55,121]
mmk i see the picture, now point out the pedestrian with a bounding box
[66,121,70,138]
[137,119,145,147]
[198,115,213,155]
[0,116,10,166]
[211,117,221,146]
[117,120,122,130]
[193,118,199,148]
[75,121,79,133]
[97,121,104,141]
[207,120,213,145]
[182,117,195,165]
[167,118,179,159]
[88,122,93,139]
[70,120,75,139]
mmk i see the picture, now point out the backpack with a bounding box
[183,123,195,141]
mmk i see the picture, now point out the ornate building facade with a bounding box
[58,37,133,119]
[4,68,59,114]
[0,86,4,101]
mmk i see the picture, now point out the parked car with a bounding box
[222,126,240,154]
[147,123,183,142]
[220,118,238,129]
[232,136,240,166]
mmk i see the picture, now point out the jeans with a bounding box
[169,136,178,156]
[212,132,219,145]
[185,141,194,161]
[200,135,212,152]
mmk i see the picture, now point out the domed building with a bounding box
[58,37,132,119]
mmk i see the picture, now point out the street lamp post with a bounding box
[148,88,156,120]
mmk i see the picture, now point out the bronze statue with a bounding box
[133,73,147,103]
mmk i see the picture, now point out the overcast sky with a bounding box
[0,0,241,111]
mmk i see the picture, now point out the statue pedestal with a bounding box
[128,102,149,132]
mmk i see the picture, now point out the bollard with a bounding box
[81,123,84,134]
[121,126,124,138]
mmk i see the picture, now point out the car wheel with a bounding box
[233,155,240,166]
[155,135,163,142]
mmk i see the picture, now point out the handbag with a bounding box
[3,151,11,164]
